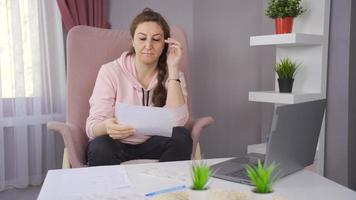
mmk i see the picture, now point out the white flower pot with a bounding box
[189,188,209,200]
[251,191,274,200]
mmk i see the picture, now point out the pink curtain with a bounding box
[57,0,111,31]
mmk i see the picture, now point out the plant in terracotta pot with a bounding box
[246,160,280,200]
[275,57,299,93]
[265,0,306,34]
[189,161,213,200]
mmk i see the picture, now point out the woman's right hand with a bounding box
[104,118,135,140]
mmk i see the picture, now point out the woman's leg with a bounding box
[137,127,192,162]
[159,127,192,161]
[86,135,131,166]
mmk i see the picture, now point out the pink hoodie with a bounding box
[86,51,189,144]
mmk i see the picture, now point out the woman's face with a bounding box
[132,21,165,65]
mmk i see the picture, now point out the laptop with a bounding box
[211,99,326,185]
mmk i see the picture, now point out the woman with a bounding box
[85,8,192,166]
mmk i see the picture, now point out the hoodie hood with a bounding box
[117,51,158,91]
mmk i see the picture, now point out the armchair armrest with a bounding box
[190,116,214,142]
[47,121,88,168]
[187,116,214,159]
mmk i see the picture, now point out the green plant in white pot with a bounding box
[265,0,306,34]
[189,161,213,200]
[246,160,280,200]
[275,57,300,93]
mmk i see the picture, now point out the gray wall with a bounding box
[109,0,274,158]
[192,0,274,157]
[348,0,356,190]
[326,0,356,190]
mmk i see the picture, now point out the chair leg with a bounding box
[62,148,71,169]
[194,142,202,160]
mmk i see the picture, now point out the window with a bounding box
[0,0,40,98]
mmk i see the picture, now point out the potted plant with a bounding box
[246,160,279,200]
[265,0,306,34]
[275,57,299,93]
[189,161,213,200]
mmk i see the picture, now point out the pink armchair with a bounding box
[47,25,214,168]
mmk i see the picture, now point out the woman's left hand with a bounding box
[165,38,183,71]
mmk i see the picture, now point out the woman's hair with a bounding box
[129,8,170,107]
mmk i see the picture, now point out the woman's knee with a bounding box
[86,135,123,166]
[172,126,192,142]
[171,127,193,152]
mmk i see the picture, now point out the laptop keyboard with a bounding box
[212,154,266,186]
[226,169,250,180]
[230,157,252,164]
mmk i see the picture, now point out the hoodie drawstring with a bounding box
[141,88,150,106]
[141,88,145,106]
[146,90,150,106]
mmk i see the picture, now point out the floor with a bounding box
[0,186,41,200]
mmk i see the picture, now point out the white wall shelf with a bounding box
[248,0,330,175]
[250,33,323,47]
[248,91,323,104]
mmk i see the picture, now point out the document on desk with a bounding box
[116,103,174,137]
[59,165,142,199]
[57,165,145,200]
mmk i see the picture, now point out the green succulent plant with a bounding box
[191,161,213,190]
[245,160,280,194]
[265,0,306,19]
[275,57,300,79]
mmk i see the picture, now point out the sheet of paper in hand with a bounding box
[116,103,174,137]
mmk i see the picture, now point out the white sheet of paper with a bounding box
[140,166,190,183]
[58,165,133,197]
[116,103,174,137]
[63,188,145,200]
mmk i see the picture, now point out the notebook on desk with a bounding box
[211,99,326,185]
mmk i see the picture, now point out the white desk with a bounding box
[38,158,356,200]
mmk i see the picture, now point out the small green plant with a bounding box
[275,57,300,79]
[245,160,279,194]
[191,161,213,190]
[265,0,306,19]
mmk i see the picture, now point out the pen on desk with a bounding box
[145,185,187,197]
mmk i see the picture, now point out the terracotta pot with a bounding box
[275,17,294,34]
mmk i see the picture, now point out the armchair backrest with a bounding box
[66,25,192,138]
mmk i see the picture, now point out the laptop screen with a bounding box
[211,99,326,185]
[264,99,326,177]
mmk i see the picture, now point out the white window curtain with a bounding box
[0,0,66,191]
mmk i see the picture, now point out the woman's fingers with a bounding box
[107,127,134,139]
[165,38,182,48]
[107,123,134,131]
[107,128,135,135]
[165,37,180,44]
[168,44,183,55]
[109,132,133,140]
[103,118,136,139]
[168,43,181,48]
